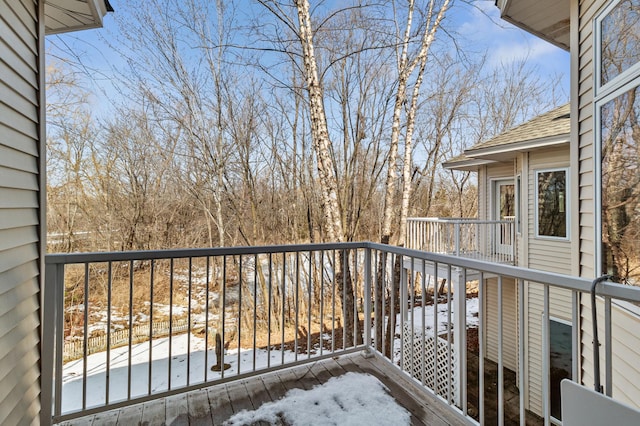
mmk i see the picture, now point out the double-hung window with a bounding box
[595,0,640,284]
[536,169,569,239]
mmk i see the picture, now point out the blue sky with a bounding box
[47,0,570,116]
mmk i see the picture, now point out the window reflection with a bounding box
[537,171,567,238]
[600,0,640,86]
[601,85,640,284]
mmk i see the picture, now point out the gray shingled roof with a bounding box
[444,103,570,169]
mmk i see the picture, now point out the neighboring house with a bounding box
[432,0,640,420]
[442,103,574,417]
[496,0,640,416]
[0,1,111,425]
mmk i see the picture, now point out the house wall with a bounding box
[525,146,573,415]
[480,147,576,415]
[478,163,520,375]
[483,277,518,372]
[576,0,640,410]
[0,1,43,425]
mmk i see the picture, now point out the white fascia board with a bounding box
[464,134,570,160]
[442,158,497,171]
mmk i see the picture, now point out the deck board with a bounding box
[141,398,166,425]
[165,393,189,426]
[207,385,234,424]
[187,390,214,426]
[58,352,466,426]
[91,410,118,426]
[116,403,143,425]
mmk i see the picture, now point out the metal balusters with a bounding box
[479,272,485,424]
[127,261,134,399]
[307,251,312,358]
[221,256,227,379]
[106,262,112,404]
[253,254,258,371]
[168,259,174,389]
[498,275,504,426]
[82,263,89,410]
[239,255,244,373]
[205,256,211,380]
[187,258,192,386]
[267,254,272,368]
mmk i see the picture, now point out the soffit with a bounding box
[45,0,112,35]
[497,0,570,51]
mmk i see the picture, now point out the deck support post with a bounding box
[453,269,465,408]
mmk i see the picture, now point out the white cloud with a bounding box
[489,37,562,67]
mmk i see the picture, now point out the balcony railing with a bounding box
[42,243,640,425]
[407,217,516,264]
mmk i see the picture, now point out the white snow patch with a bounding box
[224,372,410,426]
[399,297,479,334]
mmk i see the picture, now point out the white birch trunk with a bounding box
[294,0,344,243]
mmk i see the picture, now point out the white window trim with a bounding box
[594,0,640,98]
[516,175,522,235]
[594,0,640,276]
[534,168,570,241]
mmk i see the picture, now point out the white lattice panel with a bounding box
[401,323,459,403]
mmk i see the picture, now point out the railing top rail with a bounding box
[407,217,514,224]
[46,241,640,305]
[45,241,367,264]
[365,242,640,305]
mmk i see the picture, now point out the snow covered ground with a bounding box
[61,333,300,413]
[62,296,479,417]
[399,296,479,332]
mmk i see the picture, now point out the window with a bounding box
[597,0,640,88]
[550,319,572,421]
[595,0,640,284]
[536,169,568,239]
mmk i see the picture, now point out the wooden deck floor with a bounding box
[57,352,467,426]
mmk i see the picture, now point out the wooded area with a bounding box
[46,0,564,253]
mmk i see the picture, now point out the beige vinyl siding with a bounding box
[577,0,598,279]
[0,0,42,425]
[527,146,571,274]
[527,283,544,413]
[580,299,640,410]
[576,0,640,413]
[480,164,519,379]
[525,283,574,416]
[576,0,601,399]
[483,278,518,372]
[522,146,573,415]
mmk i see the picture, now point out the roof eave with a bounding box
[465,134,570,161]
[496,0,570,52]
[442,157,498,172]
[45,0,113,35]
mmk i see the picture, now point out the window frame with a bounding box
[594,0,640,98]
[534,168,570,241]
[594,0,640,278]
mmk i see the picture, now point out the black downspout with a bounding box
[591,274,612,393]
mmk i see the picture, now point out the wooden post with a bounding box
[210,332,230,371]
